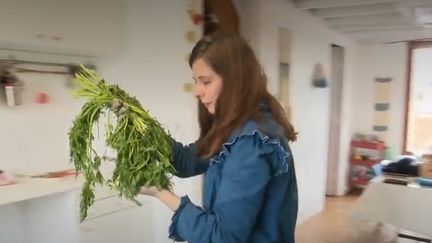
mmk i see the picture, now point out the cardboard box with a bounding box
[420,162,432,179]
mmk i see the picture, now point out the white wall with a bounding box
[2,0,412,239]
[237,0,358,221]
[0,67,85,173]
[0,0,126,56]
[353,43,408,155]
[1,0,202,243]
[95,0,203,242]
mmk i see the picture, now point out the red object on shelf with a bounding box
[350,139,386,187]
[351,177,369,186]
[350,141,385,150]
[0,172,16,186]
[351,159,381,167]
[35,92,49,104]
[33,169,78,178]
[192,13,204,25]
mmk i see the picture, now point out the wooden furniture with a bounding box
[351,176,432,242]
[350,140,386,187]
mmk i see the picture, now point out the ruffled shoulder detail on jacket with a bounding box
[209,121,292,176]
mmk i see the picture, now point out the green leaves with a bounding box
[69,66,175,221]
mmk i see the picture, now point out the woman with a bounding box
[140,33,298,243]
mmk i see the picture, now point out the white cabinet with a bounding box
[0,177,82,243]
[79,203,156,243]
[0,176,156,243]
[0,0,127,56]
[78,185,156,243]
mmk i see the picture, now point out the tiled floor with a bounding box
[295,190,423,243]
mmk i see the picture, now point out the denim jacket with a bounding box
[169,114,298,243]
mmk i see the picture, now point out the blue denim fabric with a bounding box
[169,118,298,243]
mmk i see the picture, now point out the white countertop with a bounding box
[350,176,432,238]
[0,175,83,206]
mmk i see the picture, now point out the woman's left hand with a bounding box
[139,185,181,211]
[139,185,162,197]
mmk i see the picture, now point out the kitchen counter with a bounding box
[0,174,82,206]
[350,176,432,241]
[0,172,83,243]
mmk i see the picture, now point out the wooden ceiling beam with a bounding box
[341,25,426,34]
[329,20,412,31]
[293,0,398,10]
[324,12,404,25]
[310,3,397,18]
[349,29,429,43]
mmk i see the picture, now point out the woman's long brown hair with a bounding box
[189,33,297,158]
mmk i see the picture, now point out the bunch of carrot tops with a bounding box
[69,67,174,221]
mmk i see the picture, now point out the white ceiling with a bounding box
[292,0,432,44]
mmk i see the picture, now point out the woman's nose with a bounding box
[194,83,203,98]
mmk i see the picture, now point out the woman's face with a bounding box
[192,58,223,114]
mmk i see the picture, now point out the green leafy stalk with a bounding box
[69,66,175,221]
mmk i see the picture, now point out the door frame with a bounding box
[326,44,345,196]
[402,41,432,152]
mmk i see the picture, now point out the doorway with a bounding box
[326,44,345,196]
[277,27,292,121]
[404,42,432,155]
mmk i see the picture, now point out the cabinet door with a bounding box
[78,181,155,243]
[0,0,126,56]
[0,191,80,243]
[79,202,156,243]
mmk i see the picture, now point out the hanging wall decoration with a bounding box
[373,77,392,143]
[312,63,328,88]
[185,0,204,44]
[35,92,49,104]
[185,30,197,43]
[183,0,204,93]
